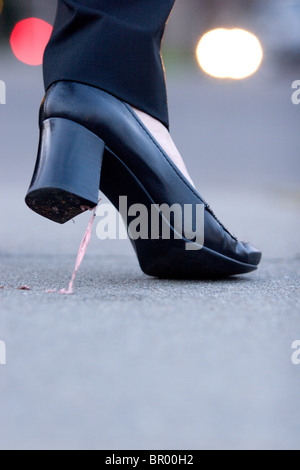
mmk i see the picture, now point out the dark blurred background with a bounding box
[1,0,300,66]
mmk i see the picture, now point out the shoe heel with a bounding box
[25,118,105,224]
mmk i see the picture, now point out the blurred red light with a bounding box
[10,18,53,66]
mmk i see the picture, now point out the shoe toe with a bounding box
[242,242,262,266]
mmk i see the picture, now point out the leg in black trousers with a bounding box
[43,0,175,129]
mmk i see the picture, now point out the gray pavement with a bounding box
[0,52,300,449]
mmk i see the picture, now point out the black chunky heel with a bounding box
[25,117,105,224]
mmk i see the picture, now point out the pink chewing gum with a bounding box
[59,206,98,295]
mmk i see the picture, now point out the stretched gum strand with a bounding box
[59,205,98,295]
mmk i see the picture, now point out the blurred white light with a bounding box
[196,28,263,79]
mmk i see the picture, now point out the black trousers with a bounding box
[43,0,176,129]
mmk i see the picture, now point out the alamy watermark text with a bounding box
[291,341,300,366]
[292,81,300,105]
[0,80,6,105]
[0,340,6,365]
[96,197,205,250]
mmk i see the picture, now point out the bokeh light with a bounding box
[10,18,53,66]
[0,0,4,15]
[196,28,263,80]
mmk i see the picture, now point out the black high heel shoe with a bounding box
[25,81,262,278]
